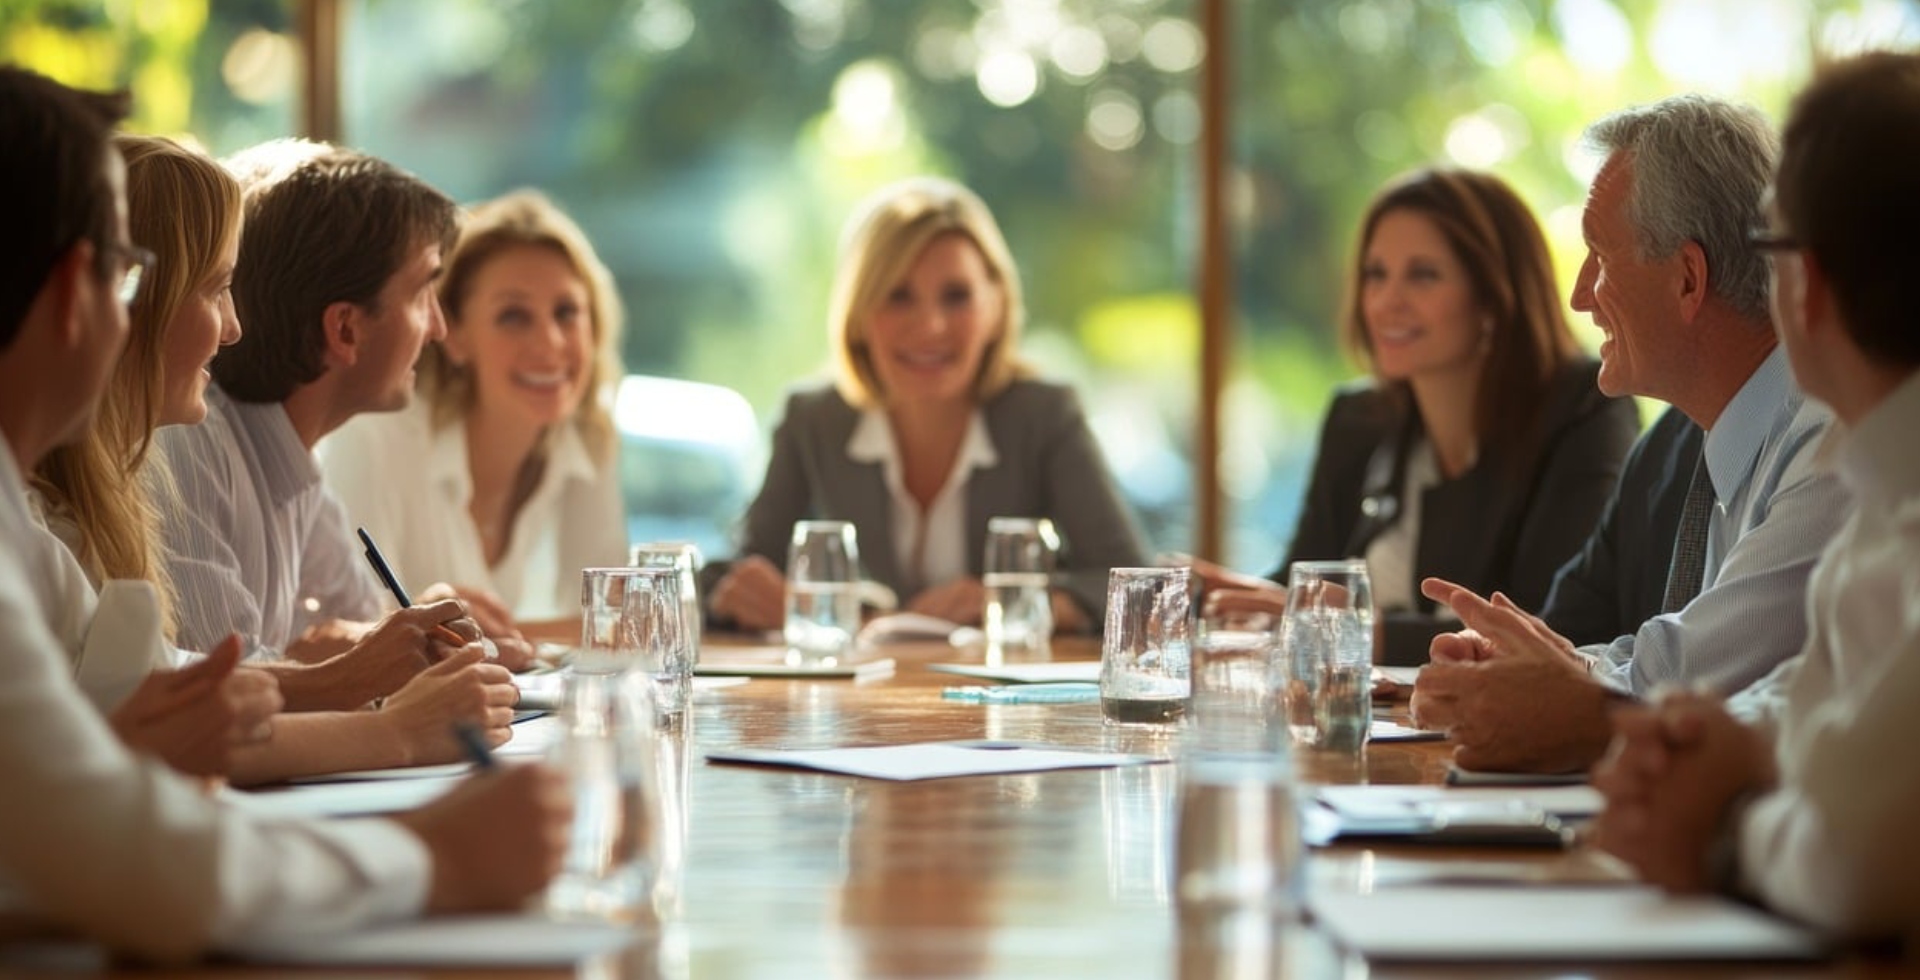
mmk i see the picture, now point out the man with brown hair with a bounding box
[1594,49,1920,940]
[155,140,529,707]
[0,65,568,962]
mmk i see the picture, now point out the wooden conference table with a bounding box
[32,634,1909,978]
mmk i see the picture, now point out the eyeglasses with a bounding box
[1747,227,1800,252]
[107,242,156,306]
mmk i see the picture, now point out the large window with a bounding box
[8,0,1918,563]
[341,0,1204,558]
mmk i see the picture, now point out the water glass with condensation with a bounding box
[620,566,691,723]
[982,517,1058,662]
[1100,567,1193,725]
[631,542,703,663]
[784,520,861,667]
[1281,560,1374,756]
[547,669,658,925]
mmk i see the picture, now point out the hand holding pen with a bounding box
[359,527,479,653]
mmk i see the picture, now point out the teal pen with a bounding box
[941,683,1101,705]
[451,721,497,770]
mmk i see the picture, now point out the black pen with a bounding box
[358,526,466,646]
[451,721,497,770]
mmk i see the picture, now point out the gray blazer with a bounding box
[706,379,1148,622]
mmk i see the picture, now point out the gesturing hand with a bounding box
[109,634,283,777]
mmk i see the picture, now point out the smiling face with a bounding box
[1570,153,1690,401]
[1358,208,1486,384]
[860,232,1005,409]
[158,225,241,426]
[444,243,594,429]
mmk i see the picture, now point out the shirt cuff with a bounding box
[318,817,433,921]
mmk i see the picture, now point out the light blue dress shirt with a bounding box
[1589,347,1851,695]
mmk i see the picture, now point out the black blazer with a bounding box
[706,379,1148,622]
[1541,405,1701,646]
[1276,360,1641,665]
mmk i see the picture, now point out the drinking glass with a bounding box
[579,567,649,675]
[620,567,692,723]
[1280,560,1374,756]
[784,520,861,667]
[982,517,1058,663]
[547,670,659,925]
[631,542,703,664]
[1100,567,1193,725]
[1190,607,1284,757]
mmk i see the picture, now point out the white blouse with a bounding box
[845,409,998,601]
[318,399,629,622]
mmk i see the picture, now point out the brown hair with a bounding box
[0,67,129,348]
[831,177,1031,408]
[420,190,623,463]
[1777,50,1920,367]
[33,135,242,636]
[212,139,457,403]
[1342,168,1581,470]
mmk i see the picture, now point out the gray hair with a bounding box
[1585,95,1778,322]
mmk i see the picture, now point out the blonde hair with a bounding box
[418,190,622,463]
[32,135,242,639]
[830,177,1030,408]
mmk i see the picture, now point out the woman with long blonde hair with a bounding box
[29,135,517,784]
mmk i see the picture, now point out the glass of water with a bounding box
[785,520,861,668]
[1281,560,1374,756]
[547,669,659,925]
[982,516,1058,663]
[1190,607,1284,757]
[620,567,692,724]
[1100,566,1193,725]
[631,542,703,664]
[580,567,648,675]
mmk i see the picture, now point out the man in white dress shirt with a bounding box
[1410,95,1850,773]
[152,137,534,689]
[1593,50,1920,941]
[0,66,567,961]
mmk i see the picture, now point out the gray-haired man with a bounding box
[1411,95,1851,774]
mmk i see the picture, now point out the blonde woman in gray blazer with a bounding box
[707,178,1146,630]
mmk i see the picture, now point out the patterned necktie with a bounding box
[1661,452,1713,613]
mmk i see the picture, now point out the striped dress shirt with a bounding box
[154,385,384,656]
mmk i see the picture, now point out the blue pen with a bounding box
[359,526,467,647]
[451,721,497,770]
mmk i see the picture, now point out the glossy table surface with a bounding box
[12,635,1906,978]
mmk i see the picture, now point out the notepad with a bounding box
[224,776,461,818]
[1309,886,1822,961]
[708,740,1162,781]
[230,914,639,967]
[1369,720,1445,742]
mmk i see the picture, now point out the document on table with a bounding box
[229,914,639,967]
[693,643,896,679]
[223,777,462,819]
[1316,783,1603,818]
[708,740,1163,781]
[1369,720,1444,742]
[928,661,1101,684]
[1308,886,1822,961]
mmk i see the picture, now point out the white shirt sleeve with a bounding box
[153,421,269,655]
[0,553,429,962]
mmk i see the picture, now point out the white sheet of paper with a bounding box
[1372,665,1422,686]
[287,761,472,784]
[693,657,896,679]
[1368,720,1444,742]
[928,661,1101,684]
[1309,886,1821,961]
[707,740,1160,781]
[1315,784,1603,819]
[223,777,461,818]
[231,914,638,967]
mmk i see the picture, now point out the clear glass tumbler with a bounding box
[784,520,861,667]
[1100,566,1193,725]
[982,516,1058,663]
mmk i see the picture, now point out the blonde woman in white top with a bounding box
[322,191,628,642]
